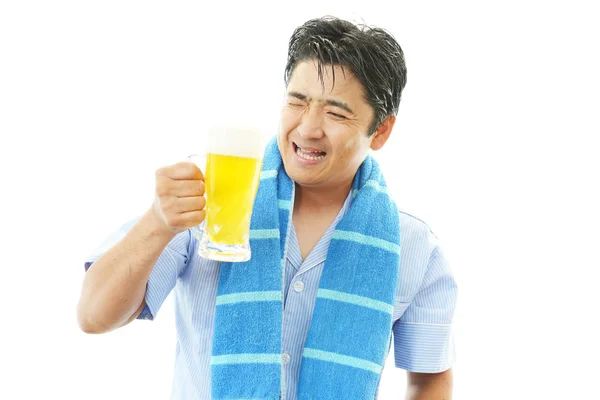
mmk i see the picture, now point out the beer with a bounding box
[204,153,262,245]
[190,125,264,262]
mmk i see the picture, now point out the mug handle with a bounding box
[187,154,207,242]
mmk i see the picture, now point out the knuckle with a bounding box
[178,162,196,177]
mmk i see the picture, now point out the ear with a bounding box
[370,115,396,151]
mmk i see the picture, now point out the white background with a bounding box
[1,1,599,399]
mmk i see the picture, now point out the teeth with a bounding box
[296,146,325,161]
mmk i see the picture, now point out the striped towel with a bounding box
[210,136,400,399]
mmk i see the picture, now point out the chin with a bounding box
[283,164,310,184]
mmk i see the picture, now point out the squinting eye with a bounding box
[328,112,347,119]
[288,103,303,107]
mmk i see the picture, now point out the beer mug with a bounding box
[188,125,264,262]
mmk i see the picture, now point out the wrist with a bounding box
[142,207,178,241]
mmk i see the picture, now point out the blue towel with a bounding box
[211,137,400,399]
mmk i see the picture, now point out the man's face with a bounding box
[278,60,377,190]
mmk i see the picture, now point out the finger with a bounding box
[167,179,205,197]
[178,210,206,227]
[157,162,204,181]
[176,196,206,213]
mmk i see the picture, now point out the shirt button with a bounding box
[282,352,291,365]
[293,281,305,292]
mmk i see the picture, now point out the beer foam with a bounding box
[206,124,265,159]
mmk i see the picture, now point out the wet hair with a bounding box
[284,16,408,136]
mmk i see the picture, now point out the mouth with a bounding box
[293,142,327,161]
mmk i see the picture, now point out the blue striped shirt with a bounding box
[84,190,457,399]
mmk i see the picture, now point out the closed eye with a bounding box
[288,102,304,107]
[328,112,347,119]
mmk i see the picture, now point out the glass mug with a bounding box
[188,125,264,262]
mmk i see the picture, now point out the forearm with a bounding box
[406,369,453,400]
[77,208,176,333]
[406,385,452,400]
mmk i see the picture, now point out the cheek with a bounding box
[280,108,300,131]
[335,137,368,168]
[339,136,360,158]
[278,116,291,145]
[278,109,287,131]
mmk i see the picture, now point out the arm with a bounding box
[76,209,177,334]
[406,369,453,400]
[393,221,458,398]
[76,162,205,334]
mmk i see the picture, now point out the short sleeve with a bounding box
[392,232,458,373]
[83,217,191,321]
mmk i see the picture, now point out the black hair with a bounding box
[284,16,408,136]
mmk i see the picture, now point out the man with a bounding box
[78,16,457,399]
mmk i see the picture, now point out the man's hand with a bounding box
[152,161,206,234]
[406,368,453,400]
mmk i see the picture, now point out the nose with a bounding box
[297,106,324,140]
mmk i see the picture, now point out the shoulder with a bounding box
[397,208,438,254]
[394,207,441,302]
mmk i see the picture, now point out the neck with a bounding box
[294,180,352,213]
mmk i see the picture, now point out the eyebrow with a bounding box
[287,91,355,115]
